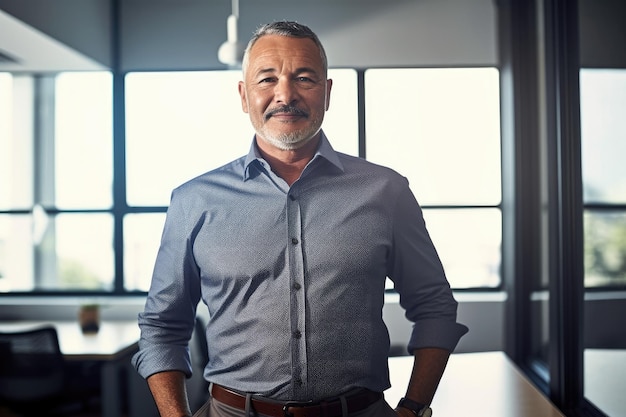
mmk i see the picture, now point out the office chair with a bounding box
[0,326,70,416]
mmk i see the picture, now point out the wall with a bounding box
[578,0,626,68]
[0,0,113,68]
[2,0,625,72]
[0,293,504,353]
[2,293,625,352]
[119,0,497,71]
[0,0,498,71]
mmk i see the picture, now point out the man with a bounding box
[132,21,468,417]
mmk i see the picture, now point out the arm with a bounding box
[132,189,203,415]
[389,183,467,415]
[395,347,450,417]
[147,370,193,417]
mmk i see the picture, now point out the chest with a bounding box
[190,180,393,281]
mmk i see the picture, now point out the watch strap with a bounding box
[397,397,432,417]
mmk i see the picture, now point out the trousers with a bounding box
[192,397,398,417]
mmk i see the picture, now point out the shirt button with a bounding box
[289,194,296,201]
[295,378,303,386]
[293,282,301,290]
[291,237,299,245]
[293,330,302,339]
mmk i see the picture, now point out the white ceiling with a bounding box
[0,9,107,73]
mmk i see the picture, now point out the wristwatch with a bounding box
[397,397,433,417]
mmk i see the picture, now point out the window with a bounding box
[580,68,626,288]
[125,69,359,207]
[0,73,32,210]
[1,68,502,293]
[365,68,502,289]
[0,72,114,292]
[580,68,626,417]
[123,69,358,290]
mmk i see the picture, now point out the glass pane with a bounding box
[422,208,501,288]
[124,213,166,291]
[125,71,250,206]
[55,72,113,209]
[0,213,113,291]
[321,69,359,156]
[38,213,114,290]
[125,69,358,207]
[0,214,34,292]
[583,213,626,415]
[0,74,34,210]
[0,73,12,210]
[581,69,626,417]
[365,68,501,206]
[580,69,626,204]
[584,211,626,287]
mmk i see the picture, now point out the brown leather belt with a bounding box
[210,384,383,417]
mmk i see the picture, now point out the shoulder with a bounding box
[336,152,409,187]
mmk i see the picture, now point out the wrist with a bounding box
[396,397,432,417]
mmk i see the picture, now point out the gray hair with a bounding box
[242,21,328,75]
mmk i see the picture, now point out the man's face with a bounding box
[238,35,332,151]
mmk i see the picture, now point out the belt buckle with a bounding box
[282,401,315,417]
[282,402,299,417]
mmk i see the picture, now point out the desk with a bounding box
[0,320,140,417]
[386,351,564,417]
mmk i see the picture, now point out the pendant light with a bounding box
[217,0,245,66]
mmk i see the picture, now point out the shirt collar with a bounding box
[243,130,344,181]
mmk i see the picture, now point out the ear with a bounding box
[325,78,333,111]
[238,81,249,113]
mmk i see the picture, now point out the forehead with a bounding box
[247,35,324,74]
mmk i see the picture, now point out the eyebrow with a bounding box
[253,66,321,78]
[254,68,276,77]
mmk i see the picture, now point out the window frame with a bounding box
[1,66,505,296]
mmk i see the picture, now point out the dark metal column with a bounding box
[542,0,585,413]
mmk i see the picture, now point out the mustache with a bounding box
[264,105,308,120]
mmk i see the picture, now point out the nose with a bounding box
[274,77,299,105]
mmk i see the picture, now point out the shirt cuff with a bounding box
[132,342,193,380]
[406,319,469,354]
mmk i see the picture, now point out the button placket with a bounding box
[286,191,307,396]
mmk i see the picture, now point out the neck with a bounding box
[255,135,321,186]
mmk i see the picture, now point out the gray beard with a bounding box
[261,131,317,150]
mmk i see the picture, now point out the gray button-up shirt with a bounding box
[132,132,467,401]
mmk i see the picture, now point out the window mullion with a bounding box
[33,75,57,288]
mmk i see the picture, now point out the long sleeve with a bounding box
[388,181,468,353]
[132,190,203,379]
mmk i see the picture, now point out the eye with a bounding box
[296,76,314,82]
